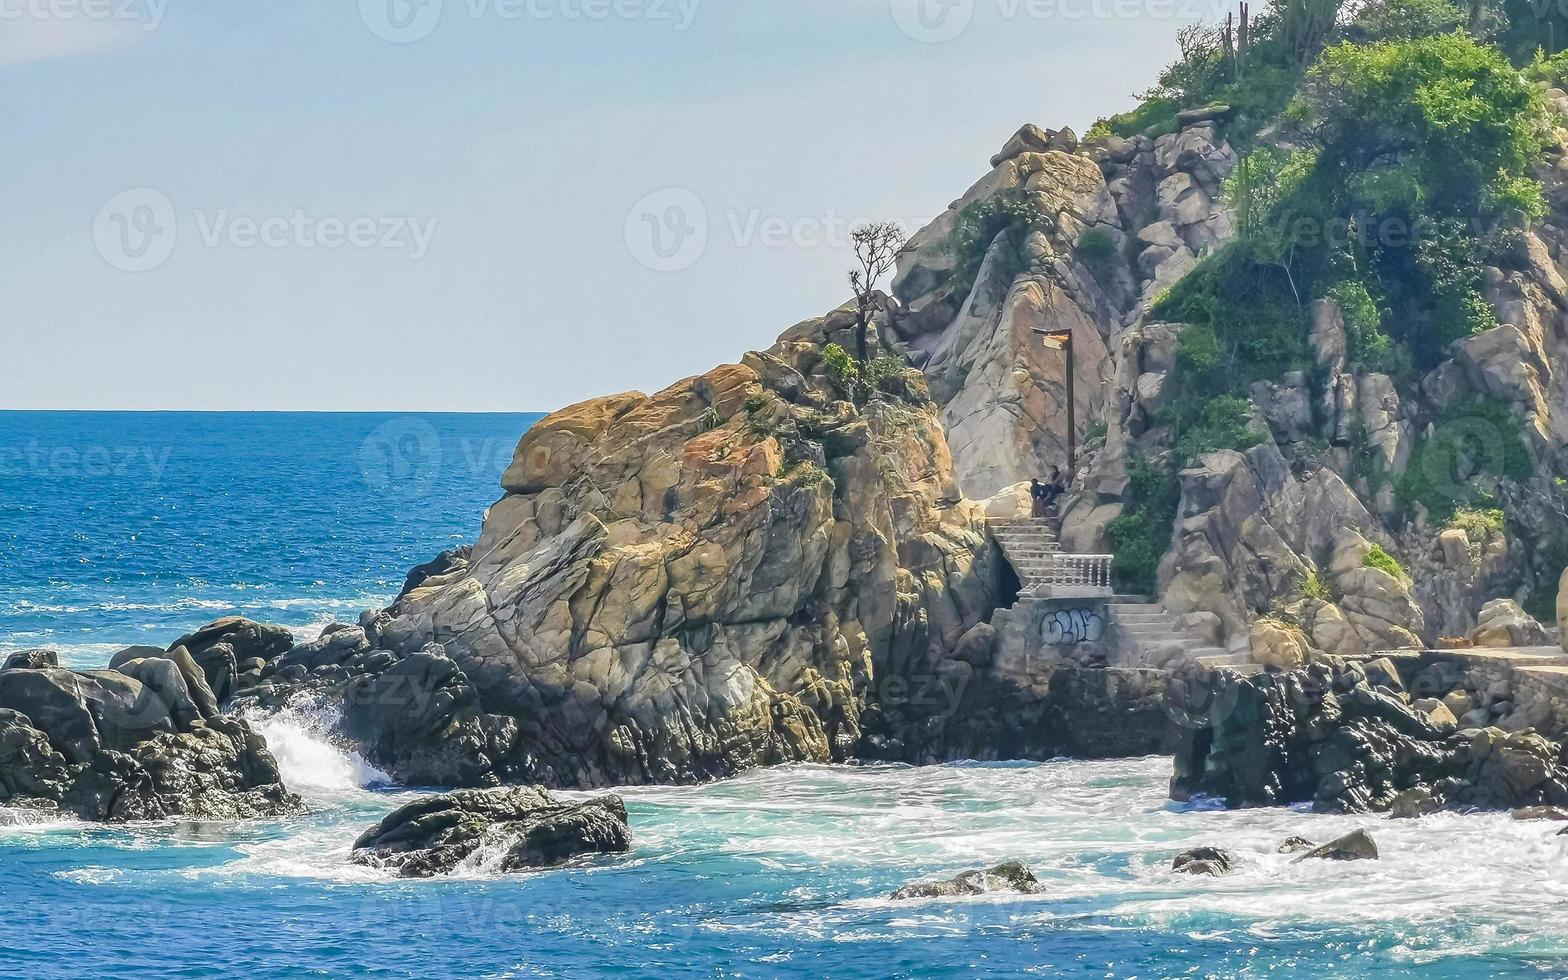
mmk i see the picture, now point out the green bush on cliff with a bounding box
[1106,455,1182,596]
[1395,398,1533,522]
[1075,228,1120,284]
[1324,279,1390,367]
[1276,33,1546,366]
[1153,247,1304,464]
[946,190,1052,297]
[1363,542,1407,579]
[1524,47,1568,87]
[1446,506,1507,539]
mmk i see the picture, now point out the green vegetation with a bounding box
[1396,398,1533,522]
[1300,569,1337,603]
[1524,47,1568,87]
[1084,4,1561,578]
[1447,506,1507,539]
[1105,455,1183,596]
[946,190,1052,296]
[1153,248,1301,464]
[1363,542,1408,579]
[821,343,911,406]
[1075,228,1120,284]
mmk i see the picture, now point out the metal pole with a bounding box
[1065,332,1076,475]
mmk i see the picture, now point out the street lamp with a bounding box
[1035,327,1076,473]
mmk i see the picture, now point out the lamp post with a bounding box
[1035,327,1076,473]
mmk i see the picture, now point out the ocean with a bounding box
[2,412,1567,978]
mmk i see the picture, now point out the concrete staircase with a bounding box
[987,518,1062,592]
[1108,599,1260,675]
[987,517,1253,673]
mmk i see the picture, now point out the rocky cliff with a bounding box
[875,101,1568,661]
[360,339,1008,787]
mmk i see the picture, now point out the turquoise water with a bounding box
[4,412,1568,978]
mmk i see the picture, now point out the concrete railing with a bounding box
[1030,554,1113,596]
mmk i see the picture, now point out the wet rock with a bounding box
[169,618,293,703]
[351,786,630,879]
[2,650,57,671]
[0,665,299,822]
[1390,787,1440,819]
[1292,830,1379,863]
[1172,846,1234,876]
[1277,836,1316,854]
[890,860,1045,899]
[1171,662,1568,815]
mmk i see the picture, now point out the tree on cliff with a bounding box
[847,221,905,365]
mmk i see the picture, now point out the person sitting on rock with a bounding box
[1040,467,1066,514]
[1030,478,1048,517]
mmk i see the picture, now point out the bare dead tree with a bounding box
[847,221,906,365]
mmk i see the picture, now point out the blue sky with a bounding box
[3,1,1202,411]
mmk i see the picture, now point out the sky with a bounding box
[2,0,1206,413]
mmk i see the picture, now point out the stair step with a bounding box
[1191,650,1252,667]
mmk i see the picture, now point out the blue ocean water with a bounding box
[3,412,1567,978]
[0,411,541,666]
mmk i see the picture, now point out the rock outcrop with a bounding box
[310,337,1006,789]
[351,786,629,878]
[0,657,299,822]
[889,860,1045,899]
[1172,846,1234,877]
[1171,658,1568,814]
[1293,829,1379,862]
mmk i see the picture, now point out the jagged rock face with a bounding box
[374,347,1000,789]
[1170,659,1568,814]
[1155,443,1426,653]
[884,121,1237,500]
[0,661,300,822]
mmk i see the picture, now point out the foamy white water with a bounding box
[11,754,1568,975]
[241,700,392,803]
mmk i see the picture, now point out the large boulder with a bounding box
[2,650,57,671]
[1171,846,1234,877]
[351,786,630,878]
[1293,829,1379,863]
[1471,599,1549,648]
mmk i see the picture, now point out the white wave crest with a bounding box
[241,698,393,804]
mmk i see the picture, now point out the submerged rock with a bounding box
[889,860,1045,899]
[1292,830,1378,863]
[351,786,630,879]
[1277,836,1316,854]
[1171,846,1234,877]
[1512,806,1568,821]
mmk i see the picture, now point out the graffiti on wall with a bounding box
[1043,607,1106,646]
